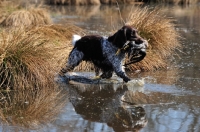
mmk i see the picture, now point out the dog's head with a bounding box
[108,26,147,49]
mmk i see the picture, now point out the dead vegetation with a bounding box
[0,24,85,90]
[154,0,199,4]
[125,7,181,71]
[1,8,52,28]
[45,0,141,5]
[45,0,199,5]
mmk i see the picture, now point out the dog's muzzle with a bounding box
[124,40,148,66]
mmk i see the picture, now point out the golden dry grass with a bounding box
[0,24,85,90]
[156,0,199,4]
[0,1,21,26]
[46,0,135,5]
[45,0,199,5]
[0,87,68,129]
[125,7,181,71]
[1,8,52,28]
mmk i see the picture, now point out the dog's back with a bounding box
[72,35,105,61]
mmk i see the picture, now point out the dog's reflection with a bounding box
[68,84,147,132]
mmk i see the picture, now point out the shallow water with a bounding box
[1,4,200,132]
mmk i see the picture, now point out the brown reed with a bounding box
[0,24,85,90]
[154,0,199,4]
[45,0,199,5]
[125,7,181,71]
[2,8,52,28]
[45,0,143,5]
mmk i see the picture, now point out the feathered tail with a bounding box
[72,35,81,46]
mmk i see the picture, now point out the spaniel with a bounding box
[59,26,148,82]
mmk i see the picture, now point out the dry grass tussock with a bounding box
[156,0,199,4]
[0,24,85,90]
[1,8,52,28]
[0,87,68,129]
[0,1,21,25]
[125,7,181,71]
[45,0,141,5]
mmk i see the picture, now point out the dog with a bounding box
[59,25,148,82]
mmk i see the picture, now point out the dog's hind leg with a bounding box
[59,48,84,76]
[94,66,100,76]
[100,70,113,79]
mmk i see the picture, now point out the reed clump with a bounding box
[0,24,85,90]
[0,1,22,26]
[154,0,199,4]
[125,7,181,71]
[1,8,52,28]
[45,0,138,5]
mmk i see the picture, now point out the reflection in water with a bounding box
[0,87,68,131]
[67,84,147,132]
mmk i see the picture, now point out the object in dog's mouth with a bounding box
[124,41,148,66]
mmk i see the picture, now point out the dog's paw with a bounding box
[123,77,131,83]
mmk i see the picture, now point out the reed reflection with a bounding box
[0,87,68,131]
[67,83,147,132]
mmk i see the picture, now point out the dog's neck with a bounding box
[115,41,130,55]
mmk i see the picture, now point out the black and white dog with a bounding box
[59,26,148,82]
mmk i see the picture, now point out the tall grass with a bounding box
[1,8,52,28]
[44,0,200,5]
[153,0,199,4]
[0,1,21,26]
[0,24,85,90]
[125,7,181,71]
[45,0,141,5]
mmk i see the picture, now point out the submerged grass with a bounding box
[125,7,181,71]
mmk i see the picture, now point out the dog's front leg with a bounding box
[115,70,131,83]
[111,58,130,83]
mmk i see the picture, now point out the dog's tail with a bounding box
[72,35,81,46]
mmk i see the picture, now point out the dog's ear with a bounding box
[108,32,117,43]
[108,27,127,48]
